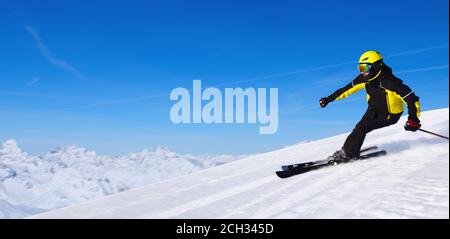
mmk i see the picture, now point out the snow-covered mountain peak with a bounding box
[46,144,96,158]
[154,146,177,158]
[36,145,99,168]
[125,147,181,164]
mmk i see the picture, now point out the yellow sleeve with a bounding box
[335,83,365,101]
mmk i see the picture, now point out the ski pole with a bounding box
[418,128,449,140]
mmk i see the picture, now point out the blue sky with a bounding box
[0,0,448,155]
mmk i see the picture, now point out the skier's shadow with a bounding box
[376,137,447,154]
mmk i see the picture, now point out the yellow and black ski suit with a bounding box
[327,64,421,158]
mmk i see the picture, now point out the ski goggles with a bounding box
[358,63,371,73]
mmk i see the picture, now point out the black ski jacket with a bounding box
[327,64,421,122]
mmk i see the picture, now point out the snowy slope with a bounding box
[0,142,244,218]
[32,108,449,219]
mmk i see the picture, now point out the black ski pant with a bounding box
[343,108,401,158]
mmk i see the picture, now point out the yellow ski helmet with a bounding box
[359,50,383,64]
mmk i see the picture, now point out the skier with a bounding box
[319,50,421,162]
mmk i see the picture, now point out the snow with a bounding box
[0,142,244,218]
[30,108,449,219]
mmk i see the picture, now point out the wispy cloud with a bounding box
[216,61,356,87]
[384,45,449,58]
[217,44,449,87]
[0,90,45,97]
[25,25,86,80]
[27,77,41,86]
[396,64,449,74]
[67,93,167,110]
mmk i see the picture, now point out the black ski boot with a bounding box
[327,149,352,163]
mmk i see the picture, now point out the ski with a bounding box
[275,150,387,179]
[280,146,378,171]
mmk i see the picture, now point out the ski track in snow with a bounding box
[31,108,450,219]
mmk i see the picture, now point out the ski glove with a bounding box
[404,119,421,132]
[319,97,330,108]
